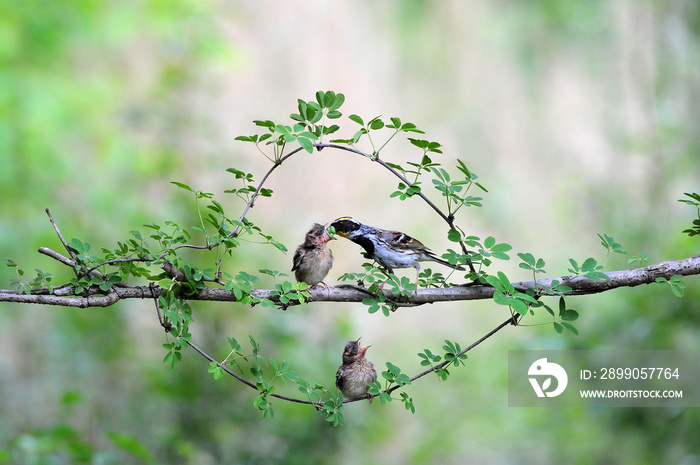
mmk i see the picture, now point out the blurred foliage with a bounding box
[1,1,700,464]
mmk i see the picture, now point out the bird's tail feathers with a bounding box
[427,252,466,271]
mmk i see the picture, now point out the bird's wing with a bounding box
[291,248,305,271]
[386,230,428,251]
[335,366,345,390]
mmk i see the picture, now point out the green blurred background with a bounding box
[1,1,699,463]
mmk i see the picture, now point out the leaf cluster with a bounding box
[418,339,469,381]
[236,91,345,159]
[368,362,414,412]
[212,336,344,425]
[679,192,700,237]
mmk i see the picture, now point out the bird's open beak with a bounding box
[357,338,371,357]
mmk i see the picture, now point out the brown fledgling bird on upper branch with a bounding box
[292,223,336,289]
[335,338,377,401]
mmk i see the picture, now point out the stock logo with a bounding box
[528,358,568,398]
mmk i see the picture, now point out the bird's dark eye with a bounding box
[345,342,359,357]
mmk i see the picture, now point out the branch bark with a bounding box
[2,255,698,308]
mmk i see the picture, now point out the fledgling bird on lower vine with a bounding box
[329,217,465,284]
[335,338,377,401]
[292,223,336,289]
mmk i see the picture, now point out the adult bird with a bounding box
[329,217,465,283]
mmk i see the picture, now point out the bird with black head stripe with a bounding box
[329,217,465,284]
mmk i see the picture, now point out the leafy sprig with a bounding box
[598,233,626,267]
[335,114,424,157]
[679,192,700,237]
[486,271,539,317]
[567,257,608,281]
[543,297,580,335]
[417,339,468,381]
[655,275,686,297]
[368,362,413,412]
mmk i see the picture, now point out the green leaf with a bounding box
[298,137,314,153]
[567,258,580,273]
[349,114,364,125]
[275,124,291,134]
[511,299,528,315]
[208,362,224,380]
[447,228,462,242]
[492,290,511,306]
[514,291,538,304]
[518,252,535,267]
[679,192,700,205]
[369,118,384,130]
[581,257,599,272]
[584,271,609,281]
[367,380,382,396]
[658,275,687,297]
[386,361,401,375]
[560,309,579,321]
[253,394,268,410]
[489,242,512,260]
[254,119,276,129]
[171,181,193,192]
[329,92,345,110]
[558,296,566,314]
[409,138,429,149]
[598,233,626,255]
[561,322,579,335]
[543,303,555,317]
[401,393,416,414]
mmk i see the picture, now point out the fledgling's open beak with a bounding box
[357,337,371,358]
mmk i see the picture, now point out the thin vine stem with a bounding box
[387,315,519,395]
[228,146,304,239]
[179,301,519,405]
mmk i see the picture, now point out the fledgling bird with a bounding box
[329,217,465,283]
[292,223,336,289]
[335,338,377,401]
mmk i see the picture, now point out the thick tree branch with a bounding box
[2,255,698,308]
